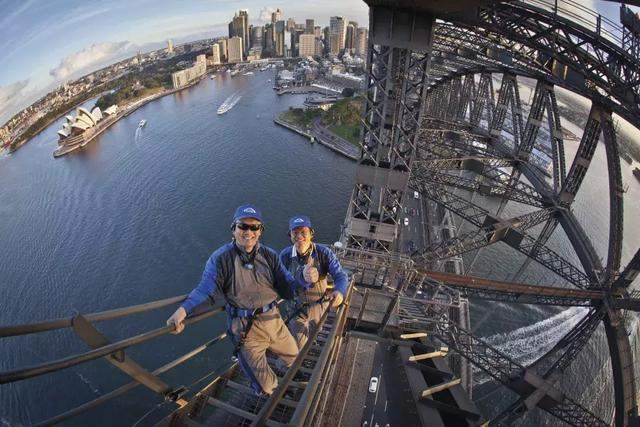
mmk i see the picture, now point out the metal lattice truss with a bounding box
[341,1,640,424]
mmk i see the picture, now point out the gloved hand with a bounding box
[166,307,187,334]
[330,290,343,308]
[303,256,319,284]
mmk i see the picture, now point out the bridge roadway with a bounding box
[417,269,640,310]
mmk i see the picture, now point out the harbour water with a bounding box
[0,70,639,425]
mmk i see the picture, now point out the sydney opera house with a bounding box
[54,104,118,157]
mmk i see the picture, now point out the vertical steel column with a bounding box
[342,6,435,254]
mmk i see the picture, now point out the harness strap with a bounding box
[285,292,331,325]
[226,300,278,355]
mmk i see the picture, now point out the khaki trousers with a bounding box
[229,308,299,395]
[289,300,329,350]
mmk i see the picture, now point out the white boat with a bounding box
[217,92,242,115]
[226,69,231,73]
[210,75,216,79]
[267,79,271,82]
[243,71,254,76]
[138,119,147,128]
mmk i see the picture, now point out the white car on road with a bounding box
[403,217,409,226]
[369,376,379,393]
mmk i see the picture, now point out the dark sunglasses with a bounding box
[236,223,262,231]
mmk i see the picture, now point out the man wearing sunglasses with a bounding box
[280,215,348,349]
[166,204,315,396]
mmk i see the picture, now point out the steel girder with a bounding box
[412,183,592,289]
[433,321,608,426]
[469,1,640,127]
[421,207,555,261]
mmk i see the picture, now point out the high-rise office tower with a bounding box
[305,19,314,34]
[275,20,286,57]
[299,34,316,57]
[286,18,296,32]
[356,27,368,57]
[329,16,347,55]
[219,38,228,61]
[271,8,282,24]
[229,10,249,54]
[323,26,330,54]
[212,43,221,64]
[228,36,244,63]
[251,26,264,49]
[345,23,356,52]
[290,28,305,57]
[264,24,274,54]
[314,26,322,38]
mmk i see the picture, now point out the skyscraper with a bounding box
[229,10,249,55]
[275,20,286,57]
[228,36,244,63]
[305,19,314,35]
[286,18,296,32]
[299,34,316,57]
[219,38,228,62]
[264,24,274,54]
[212,43,221,64]
[314,26,322,38]
[329,16,347,55]
[271,8,282,24]
[356,27,368,57]
[251,26,264,49]
[345,23,357,52]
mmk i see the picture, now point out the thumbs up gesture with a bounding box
[303,255,319,284]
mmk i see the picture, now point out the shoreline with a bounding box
[8,76,205,157]
[274,116,359,161]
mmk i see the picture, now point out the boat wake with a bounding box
[217,91,242,115]
[473,306,589,385]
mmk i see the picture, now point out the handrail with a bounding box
[36,332,228,426]
[0,306,223,384]
[0,294,188,337]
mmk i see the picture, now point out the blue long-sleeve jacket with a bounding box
[279,243,348,296]
[181,242,309,314]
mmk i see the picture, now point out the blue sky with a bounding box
[0,0,369,125]
[0,0,637,126]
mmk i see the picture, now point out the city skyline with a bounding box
[0,0,369,126]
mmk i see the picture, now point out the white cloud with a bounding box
[49,41,135,81]
[258,6,276,23]
[0,80,33,125]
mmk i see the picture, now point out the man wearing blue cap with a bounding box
[280,215,348,349]
[166,204,315,396]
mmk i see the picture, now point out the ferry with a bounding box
[209,75,216,80]
[230,70,240,77]
[138,119,146,128]
[217,92,242,115]
[243,71,254,76]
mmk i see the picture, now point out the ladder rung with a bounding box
[207,397,256,420]
[420,378,462,398]
[401,332,428,339]
[409,351,446,362]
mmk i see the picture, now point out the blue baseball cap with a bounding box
[288,215,313,232]
[233,204,263,223]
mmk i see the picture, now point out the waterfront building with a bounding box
[305,19,315,35]
[212,44,221,65]
[196,54,206,65]
[228,36,244,63]
[218,38,228,62]
[299,34,316,57]
[167,39,174,54]
[356,27,368,57]
[229,10,249,54]
[329,16,346,55]
[171,60,206,89]
[275,20,286,57]
[247,47,262,61]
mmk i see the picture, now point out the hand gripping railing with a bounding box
[0,294,226,426]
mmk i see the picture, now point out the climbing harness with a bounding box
[226,300,279,355]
